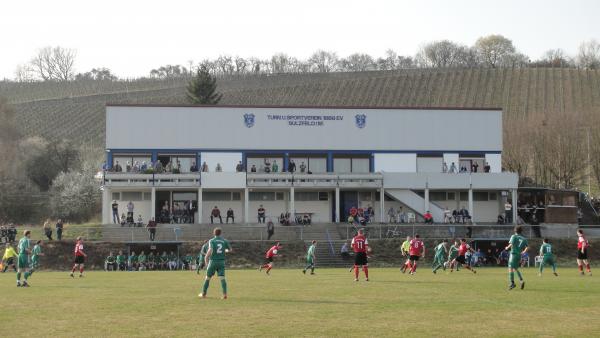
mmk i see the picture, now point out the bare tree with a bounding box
[339,53,376,71]
[234,56,247,74]
[30,46,76,81]
[307,50,339,73]
[14,64,36,82]
[576,39,600,69]
[474,35,516,68]
[415,40,472,68]
[215,55,235,75]
[270,53,298,73]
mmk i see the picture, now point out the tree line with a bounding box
[11,35,600,82]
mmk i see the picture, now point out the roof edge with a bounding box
[105,103,503,111]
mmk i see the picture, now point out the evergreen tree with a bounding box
[186,67,222,104]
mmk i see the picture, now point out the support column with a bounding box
[102,187,110,224]
[197,187,202,224]
[511,189,518,225]
[244,188,249,224]
[151,187,156,221]
[424,188,430,213]
[335,187,340,223]
[379,188,385,223]
[290,187,295,222]
[327,152,334,172]
[468,188,474,222]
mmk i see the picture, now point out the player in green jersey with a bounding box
[128,251,138,271]
[303,240,317,275]
[506,226,529,290]
[200,228,232,299]
[196,240,209,274]
[432,239,448,274]
[539,238,558,276]
[116,251,126,271]
[16,230,33,287]
[138,251,147,271]
[105,252,116,271]
[30,240,43,276]
[447,240,460,272]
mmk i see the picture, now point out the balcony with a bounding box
[246,173,383,189]
[103,172,200,188]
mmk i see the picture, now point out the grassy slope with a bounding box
[2,268,599,337]
[7,68,600,148]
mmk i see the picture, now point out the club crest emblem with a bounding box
[244,113,255,128]
[355,114,366,128]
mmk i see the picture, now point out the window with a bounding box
[489,192,497,201]
[113,154,151,172]
[318,192,329,201]
[308,158,327,173]
[447,192,456,201]
[474,192,489,201]
[275,192,285,200]
[232,192,241,201]
[352,158,370,173]
[203,192,234,201]
[295,192,319,201]
[430,192,447,201]
[359,192,372,201]
[250,192,275,201]
[334,158,351,173]
[112,192,120,200]
[142,192,152,201]
[459,192,468,201]
[121,192,143,201]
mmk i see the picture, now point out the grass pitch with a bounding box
[2,267,599,337]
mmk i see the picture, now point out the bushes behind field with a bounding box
[27,238,596,270]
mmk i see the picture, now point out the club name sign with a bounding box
[244,112,367,129]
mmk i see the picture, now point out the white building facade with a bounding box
[102,104,518,224]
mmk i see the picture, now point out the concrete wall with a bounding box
[107,106,503,152]
[108,197,152,224]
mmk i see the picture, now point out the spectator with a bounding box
[472,162,479,173]
[136,215,143,227]
[43,220,53,240]
[120,213,127,226]
[272,160,279,173]
[126,161,132,172]
[349,206,358,222]
[112,200,119,224]
[56,219,64,240]
[114,161,123,172]
[8,224,17,242]
[201,161,209,172]
[366,205,374,223]
[147,252,156,270]
[211,206,223,224]
[397,207,406,223]
[138,251,147,271]
[127,201,135,225]
[288,159,296,173]
[387,207,396,223]
[460,207,472,224]
[264,158,271,173]
[424,211,433,224]
[442,162,448,173]
[267,218,275,240]
[190,161,198,172]
[449,162,457,173]
[128,251,138,271]
[250,164,257,173]
[168,251,178,270]
[340,242,350,260]
[105,252,117,271]
[505,200,513,224]
[452,209,461,223]
[279,212,290,225]
[226,208,234,223]
[302,214,311,225]
[443,207,451,224]
[520,251,530,268]
[484,162,491,173]
[116,251,127,271]
[165,161,173,173]
[258,205,266,223]
[141,161,148,171]
[158,251,168,270]
[299,162,307,173]
[235,161,244,172]
[497,214,505,224]
[216,163,223,172]
[155,160,164,173]
[498,248,509,265]
[146,217,157,241]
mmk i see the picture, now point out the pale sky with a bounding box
[0,0,598,79]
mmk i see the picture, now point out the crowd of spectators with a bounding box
[105,250,200,271]
[443,207,472,224]
[0,224,17,243]
[347,206,375,226]
[442,161,491,174]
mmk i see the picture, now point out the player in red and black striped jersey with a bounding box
[407,234,425,275]
[351,229,369,281]
[576,229,592,276]
[451,238,476,274]
[259,242,282,275]
[70,237,87,278]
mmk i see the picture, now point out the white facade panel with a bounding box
[485,153,502,173]
[107,106,502,152]
[417,157,443,173]
[375,153,417,173]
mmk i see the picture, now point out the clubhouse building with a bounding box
[101,104,518,225]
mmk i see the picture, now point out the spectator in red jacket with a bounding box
[424,211,434,224]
